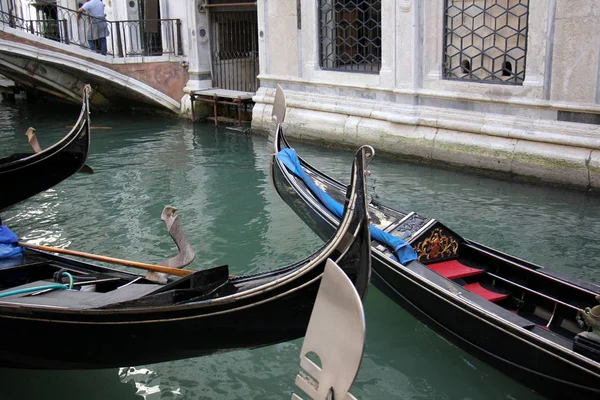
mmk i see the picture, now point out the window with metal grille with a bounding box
[318,0,381,73]
[214,12,258,60]
[443,0,529,85]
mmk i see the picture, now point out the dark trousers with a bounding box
[88,37,107,56]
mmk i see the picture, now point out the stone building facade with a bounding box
[251,0,600,190]
[2,0,599,189]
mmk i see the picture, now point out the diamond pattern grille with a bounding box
[443,0,529,85]
[318,0,381,73]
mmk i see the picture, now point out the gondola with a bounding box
[269,86,600,399]
[0,141,371,370]
[0,85,91,210]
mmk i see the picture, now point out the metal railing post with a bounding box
[115,21,123,57]
[60,19,69,44]
[176,19,182,56]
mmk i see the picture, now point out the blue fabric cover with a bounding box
[277,148,418,264]
[0,226,23,259]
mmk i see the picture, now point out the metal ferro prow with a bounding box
[291,259,366,400]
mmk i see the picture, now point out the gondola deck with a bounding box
[0,254,162,309]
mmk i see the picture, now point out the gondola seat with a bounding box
[427,260,508,303]
[427,260,484,279]
[463,282,508,302]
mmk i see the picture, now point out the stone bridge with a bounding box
[0,26,188,114]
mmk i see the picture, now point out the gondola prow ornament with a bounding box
[291,259,365,400]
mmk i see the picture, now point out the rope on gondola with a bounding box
[53,269,74,289]
[0,271,74,298]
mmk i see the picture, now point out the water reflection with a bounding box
[119,367,183,399]
[191,126,269,275]
[0,368,141,400]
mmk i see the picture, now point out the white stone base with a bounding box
[253,87,599,190]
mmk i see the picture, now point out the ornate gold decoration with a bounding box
[415,228,459,261]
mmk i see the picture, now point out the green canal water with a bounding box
[0,99,599,399]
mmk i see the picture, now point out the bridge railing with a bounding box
[0,5,183,58]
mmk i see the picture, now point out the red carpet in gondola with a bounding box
[428,260,508,302]
[463,282,509,302]
[428,259,483,279]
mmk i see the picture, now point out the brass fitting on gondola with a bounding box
[577,295,600,336]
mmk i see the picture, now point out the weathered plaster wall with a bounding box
[550,1,600,103]
[265,0,298,77]
[110,62,188,102]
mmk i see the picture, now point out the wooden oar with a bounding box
[17,242,194,278]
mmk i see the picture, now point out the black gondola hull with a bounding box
[0,210,368,370]
[0,87,91,210]
[269,124,600,399]
[0,280,320,369]
[0,135,372,370]
[370,263,599,399]
[0,207,369,370]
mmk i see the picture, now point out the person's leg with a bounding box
[99,37,107,55]
[88,39,96,51]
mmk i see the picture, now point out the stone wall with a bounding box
[253,0,600,190]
